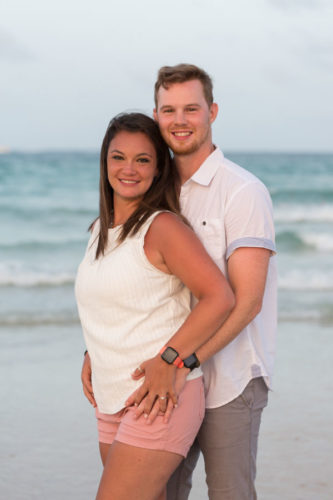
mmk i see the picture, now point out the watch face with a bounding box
[161,347,178,364]
[183,353,199,369]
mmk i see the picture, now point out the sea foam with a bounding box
[0,263,75,287]
[276,230,333,252]
[274,204,333,223]
[278,269,333,291]
[301,233,333,252]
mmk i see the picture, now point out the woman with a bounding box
[75,113,234,500]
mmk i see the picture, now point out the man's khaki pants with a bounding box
[167,377,268,500]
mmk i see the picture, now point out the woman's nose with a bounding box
[122,161,136,175]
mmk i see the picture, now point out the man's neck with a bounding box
[175,143,215,184]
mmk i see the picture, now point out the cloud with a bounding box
[268,0,326,11]
[0,29,34,61]
[302,37,333,71]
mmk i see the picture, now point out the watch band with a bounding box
[159,346,184,368]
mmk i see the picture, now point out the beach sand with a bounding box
[1,320,332,499]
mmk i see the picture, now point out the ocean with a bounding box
[1,152,332,499]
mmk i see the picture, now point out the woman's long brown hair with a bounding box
[92,112,185,259]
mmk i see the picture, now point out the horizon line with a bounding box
[1,148,333,155]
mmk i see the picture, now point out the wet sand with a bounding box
[1,321,332,499]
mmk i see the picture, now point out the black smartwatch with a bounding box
[160,346,184,368]
[183,353,200,371]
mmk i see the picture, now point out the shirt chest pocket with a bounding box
[192,218,224,262]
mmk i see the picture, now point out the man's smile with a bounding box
[171,131,193,139]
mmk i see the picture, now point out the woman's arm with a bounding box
[128,212,234,415]
[146,212,234,356]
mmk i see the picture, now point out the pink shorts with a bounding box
[95,377,205,458]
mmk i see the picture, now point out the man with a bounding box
[82,64,277,499]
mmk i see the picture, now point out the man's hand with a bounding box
[126,364,189,424]
[125,355,178,416]
[81,352,96,407]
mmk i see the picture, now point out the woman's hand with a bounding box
[81,352,96,407]
[125,355,178,416]
[126,363,190,424]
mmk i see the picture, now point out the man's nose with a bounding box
[174,109,187,125]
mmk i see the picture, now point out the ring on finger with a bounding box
[159,396,167,400]
[137,366,143,373]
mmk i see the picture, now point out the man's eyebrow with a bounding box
[159,103,201,110]
[159,105,174,110]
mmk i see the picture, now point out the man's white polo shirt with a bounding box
[180,147,277,408]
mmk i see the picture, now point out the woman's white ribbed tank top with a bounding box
[75,212,201,414]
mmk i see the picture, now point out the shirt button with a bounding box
[202,221,206,225]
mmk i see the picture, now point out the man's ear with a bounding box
[209,103,218,124]
[153,108,158,121]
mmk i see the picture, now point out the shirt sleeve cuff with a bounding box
[226,237,276,260]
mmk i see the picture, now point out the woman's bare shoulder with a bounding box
[148,212,193,243]
[151,211,189,231]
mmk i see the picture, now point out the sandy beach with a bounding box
[1,320,332,499]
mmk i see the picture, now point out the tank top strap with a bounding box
[135,211,167,241]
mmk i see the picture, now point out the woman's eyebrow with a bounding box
[109,149,123,154]
[136,152,153,158]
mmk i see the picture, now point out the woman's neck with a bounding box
[112,199,140,227]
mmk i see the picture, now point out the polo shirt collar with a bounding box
[187,146,224,186]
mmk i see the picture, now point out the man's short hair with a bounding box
[154,63,214,108]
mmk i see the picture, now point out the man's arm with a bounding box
[196,246,271,364]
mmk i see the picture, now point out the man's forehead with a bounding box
[156,80,206,106]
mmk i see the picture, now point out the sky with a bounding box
[1,0,332,152]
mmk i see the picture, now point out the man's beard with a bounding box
[167,127,210,157]
[171,142,200,156]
